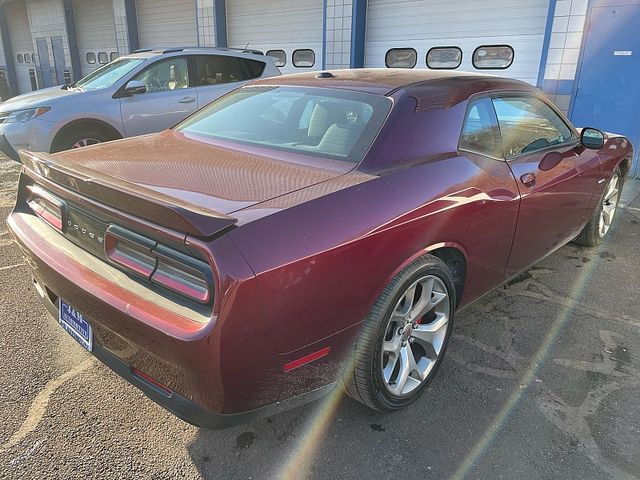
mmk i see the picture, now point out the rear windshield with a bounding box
[175,86,392,163]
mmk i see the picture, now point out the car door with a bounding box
[493,94,601,277]
[192,55,267,108]
[119,56,198,137]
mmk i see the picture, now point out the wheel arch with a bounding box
[51,118,123,152]
[377,242,468,309]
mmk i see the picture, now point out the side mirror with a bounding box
[124,80,146,96]
[580,127,605,150]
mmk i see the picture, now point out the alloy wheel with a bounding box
[599,172,620,237]
[380,275,450,396]
[71,138,101,149]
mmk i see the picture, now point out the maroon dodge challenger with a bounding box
[8,69,632,428]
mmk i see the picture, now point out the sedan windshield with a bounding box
[74,57,145,91]
[176,86,392,163]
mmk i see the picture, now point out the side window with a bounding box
[473,45,514,69]
[266,49,286,67]
[459,97,503,158]
[385,48,417,68]
[194,55,265,86]
[492,96,575,158]
[292,49,315,68]
[134,57,189,93]
[427,47,462,69]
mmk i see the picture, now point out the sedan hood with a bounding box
[0,86,80,112]
[20,130,352,237]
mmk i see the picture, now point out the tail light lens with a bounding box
[26,185,64,231]
[104,225,213,304]
[151,246,211,303]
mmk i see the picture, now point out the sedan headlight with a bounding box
[4,107,51,124]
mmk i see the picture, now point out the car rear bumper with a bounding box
[31,277,333,429]
[7,207,337,428]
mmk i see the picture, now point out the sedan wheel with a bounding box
[381,275,450,396]
[341,254,456,411]
[598,172,620,237]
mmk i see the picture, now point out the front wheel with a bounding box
[341,255,456,411]
[574,169,623,246]
[53,128,116,152]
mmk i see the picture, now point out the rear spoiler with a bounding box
[19,150,238,238]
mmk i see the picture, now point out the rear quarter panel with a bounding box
[230,153,519,355]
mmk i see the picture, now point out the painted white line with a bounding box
[0,264,23,271]
[1,358,93,451]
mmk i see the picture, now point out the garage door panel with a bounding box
[6,1,34,93]
[228,0,322,73]
[366,0,549,84]
[74,0,117,76]
[137,0,198,48]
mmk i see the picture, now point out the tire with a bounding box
[574,168,623,247]
[341,254,456,411]
[53,128,116,152]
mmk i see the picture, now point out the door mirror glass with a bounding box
[581,127,605,149]
[124,80,147,96]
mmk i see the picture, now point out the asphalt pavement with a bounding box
[1,152,639,479]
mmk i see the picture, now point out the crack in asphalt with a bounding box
[0,358,94,452]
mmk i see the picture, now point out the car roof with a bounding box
[125,47,269,62]
[249,68,536,96]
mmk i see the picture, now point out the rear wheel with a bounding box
[341,255,455,411]
[575,169,623,246]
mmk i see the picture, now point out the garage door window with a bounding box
[473,45,514,69]
[492,96,575,158]
[427,47,462,69]
[292,49,315,68]
[86,53,96,64]
[110,52,119,62]
[134,57,190,93]
[385,48,417,68]
[459,97,503,158]
[266,50,286,67]
[17,54,24,64]
[98,52,109,65]
[194,56,266,86]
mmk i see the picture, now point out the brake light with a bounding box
[104,226,156,278]
[26,185,64,231]
[104,225,213,304]
[131,367,173,396]
[151,246,211,303]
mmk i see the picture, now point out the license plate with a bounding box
[58,300,93,352]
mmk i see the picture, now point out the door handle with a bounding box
[520,172,536,188]
[178,96,195,104]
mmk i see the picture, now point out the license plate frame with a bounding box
[58,300,93,352]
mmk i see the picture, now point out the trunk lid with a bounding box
[20,130,350,237]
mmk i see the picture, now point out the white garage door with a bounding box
[136,0,198,48]
[6,1,35,94]
[74,0,118,76]
[227,0,323,74]
[366,0,550,85]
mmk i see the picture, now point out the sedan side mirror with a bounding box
[580,127,605,150]
[124,80,147,96]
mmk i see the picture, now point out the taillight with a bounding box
[104,225,213,304]
[26,185,64,231]
[104,225,156,278]
[151,246,211,303]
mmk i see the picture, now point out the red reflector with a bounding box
[131,367,173,396]
[283,346,331,372]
